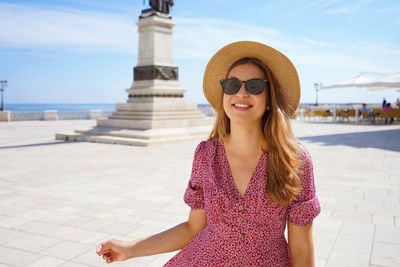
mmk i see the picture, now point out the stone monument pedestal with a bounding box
[56,9,214,146]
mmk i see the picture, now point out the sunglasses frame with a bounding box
[220,77,268,95]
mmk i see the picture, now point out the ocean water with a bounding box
[5,104,116,111]
[5,103,211,111]
[4,103,370,112]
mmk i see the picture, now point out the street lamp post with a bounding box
[314,82,322,106]
[0,80,7,111]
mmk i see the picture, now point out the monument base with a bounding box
[55,124,213,146]
[55,98,215,146]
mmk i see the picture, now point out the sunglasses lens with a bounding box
[245,79,265,95]
[222,78,241,95]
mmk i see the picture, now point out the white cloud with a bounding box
[173,17,282,59]
[320,0,373,15]
[0,2,399,75]
[0,3,137,53]
[326,8,351,14]
[172,16,400,73]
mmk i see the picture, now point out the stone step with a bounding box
[108,113,204,120]
[72,125,212,140]
[55,132,207,146]
[111,110,202,116]
[97,116,215,130]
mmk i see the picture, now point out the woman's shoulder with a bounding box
[193,139,220,157]
[296,141,312,161]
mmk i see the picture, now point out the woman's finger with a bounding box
[103,251,111,260]
[97,241,112,255]
[96,243,103,255]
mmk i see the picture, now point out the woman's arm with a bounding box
[96,208,207,263]
[288,220,315,267]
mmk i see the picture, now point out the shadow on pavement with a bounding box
[298,128,400,153]
[0,141,73,150]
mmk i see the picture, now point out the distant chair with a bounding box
[336,109,355,122]
[381,109,400,124]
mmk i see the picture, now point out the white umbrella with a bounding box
[320,72,388,89]
[365,72,400,90]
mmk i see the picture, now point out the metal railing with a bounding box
[0,110,114,122]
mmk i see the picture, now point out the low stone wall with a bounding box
[0,106,216,122]
[0,110,114,122]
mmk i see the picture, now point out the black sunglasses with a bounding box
[220,77,268,95]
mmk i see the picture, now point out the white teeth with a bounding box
[234,104,250,108]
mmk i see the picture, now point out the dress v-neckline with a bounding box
[218,139,266,199]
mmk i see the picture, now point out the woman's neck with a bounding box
[223,122,265,157]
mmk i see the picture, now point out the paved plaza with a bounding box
[0,119,399,267]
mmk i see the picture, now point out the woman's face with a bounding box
[223,63,268,127]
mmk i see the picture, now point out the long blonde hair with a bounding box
[208,58,303,206]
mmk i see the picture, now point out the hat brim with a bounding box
[203,41,300,117]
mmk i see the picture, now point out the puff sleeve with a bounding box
[286,144,321,226]
[183,141,206,210]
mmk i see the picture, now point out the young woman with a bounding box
[96,41,321,266]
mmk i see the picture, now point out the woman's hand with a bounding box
[96,239,134,264]
[95,209,207,263]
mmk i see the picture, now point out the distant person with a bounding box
[383,103,394,124]
[382,98,387,108]
[96,41,320,266]
[360,103,376,124]
[384,102,393,112]
[396,98,400,109]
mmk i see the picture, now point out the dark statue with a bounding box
[149,0,174,14]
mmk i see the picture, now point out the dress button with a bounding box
[238,205,244,211]
[237,216,243,222]
[239,233,245,238]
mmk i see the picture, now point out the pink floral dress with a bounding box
[164,139,320,267]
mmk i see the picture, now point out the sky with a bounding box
[0,0,399,105]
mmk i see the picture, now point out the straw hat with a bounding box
[203,41,300,117]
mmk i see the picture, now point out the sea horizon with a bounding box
[3,102,384,111]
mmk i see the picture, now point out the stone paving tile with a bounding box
[315,258,327,267]
[79,232,111,246]
[36,212,80,225]
[47,226,98,243]
[59,261,93,267]
[314,235,335,260]
[13,220,61,236]
[5,233,62,253]
[40,240,93,260]
[25,256,66,267]
[98,221,138,236]
[373,215,395,226]
[72,218,115,232]
[340,222,374,239]
[0,246,40,266]
[333,233,372,254]
[371,242,400,266]
[0,227,25,244]
[0,205,30,217]
[326,251,370,267]
[331,210,372,224]
[375,225,400,245]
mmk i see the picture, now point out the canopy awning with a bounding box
[321,72,400,91]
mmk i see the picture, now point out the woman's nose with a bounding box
[236,82,248,96]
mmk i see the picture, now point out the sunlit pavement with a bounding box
[0,120,399,267]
